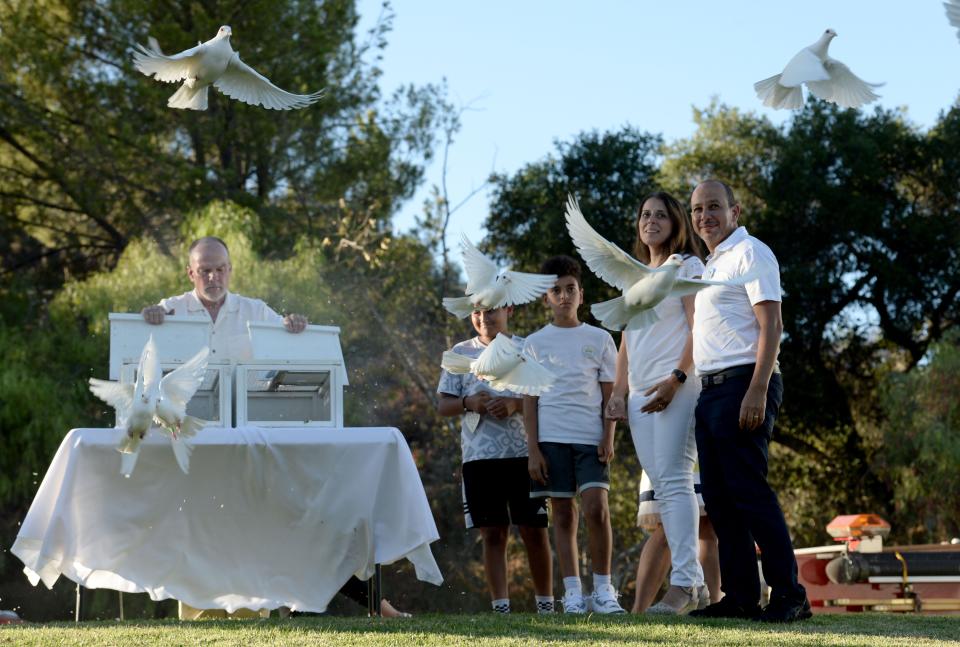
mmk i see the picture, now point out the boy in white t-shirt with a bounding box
[522,255,625,614]
[437,306,554,614]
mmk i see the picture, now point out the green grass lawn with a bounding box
[2,613,960,646]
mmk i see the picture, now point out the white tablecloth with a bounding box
[11,427,443,613]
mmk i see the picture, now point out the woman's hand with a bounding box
[640,376,681,414]
[604,394,627,421]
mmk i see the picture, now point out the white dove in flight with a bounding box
[154,347,211,474]
[442,235,557,318]
[133,26,324,111]
[945,1,960,41]
[565,195,758,332]
[754,29,882,110]
[89,335,162,462]
[442,333,556,396]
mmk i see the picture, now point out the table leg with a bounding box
[75,584,84,622]
[367,564,382,617]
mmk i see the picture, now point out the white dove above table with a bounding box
[754,29,882,110]
[564,195,758,332]
[442,235,557,318]
[88,335,211,476]
[88,335,158,457]
[442,332,556,396]
[133,25,324,111]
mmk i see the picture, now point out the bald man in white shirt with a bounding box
[685,181,810,624]
[142,237,307,360]
[141,236,306,620]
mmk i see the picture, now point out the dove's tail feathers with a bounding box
[442,296,475,319]
[591,296,633,332]
[168,82,208,110]
[170,436,193,475]
[120,449,140,477]
[179,416,206,438]
[441,351,474,375]
[624,307,661,332]
[754,74,804,110]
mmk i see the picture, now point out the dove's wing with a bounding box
[460,235,499,295]
[441,350,475,374]
[490,357,556,396]
[807,59,881,109]
[159,347,210,418]
[498,271,558,307]
[668,267,763,299]
[946,0,960,37]
[132,42,204,83]
[565,194,651,290]
[441,296,476,319]
[89,379,135,415]
[472,333,520,377]
[213,53,324,110]
[140,336,162,395]
[778,47,830,87]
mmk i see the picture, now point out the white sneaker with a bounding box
[562,590,588,614]
[591,584,626,614]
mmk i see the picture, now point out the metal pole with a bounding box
[367,564,382,617]
[74,584,83,622]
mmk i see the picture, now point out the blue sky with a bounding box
[357,1,960,251]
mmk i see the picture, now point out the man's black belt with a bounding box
[699,364,755,388]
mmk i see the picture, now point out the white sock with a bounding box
[563,576,582,594]
[535,595,554,614]
[593,573,612,590]
[491,598,510,613]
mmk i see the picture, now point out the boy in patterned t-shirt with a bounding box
[437,306,554,614]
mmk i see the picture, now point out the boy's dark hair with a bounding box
[540,255,582,286]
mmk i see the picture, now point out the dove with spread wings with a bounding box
[442,333,556,396]
[442,235,557,318]
[89,336,210,475]
[133,26,324,111]
[565,195,758,332]
[754,29,882,110]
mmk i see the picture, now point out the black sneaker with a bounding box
[689,596,761,620]
[758,596,812,623]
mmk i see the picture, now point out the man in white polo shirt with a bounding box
[686,181,810,623]
[141,236,307,358]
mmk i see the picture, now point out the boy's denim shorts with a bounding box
[530,442,610,498]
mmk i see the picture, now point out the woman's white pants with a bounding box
[629,377,703,587]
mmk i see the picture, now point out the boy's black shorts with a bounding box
[462,457,548,529]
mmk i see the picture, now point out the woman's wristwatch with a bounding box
[671,368,687,384]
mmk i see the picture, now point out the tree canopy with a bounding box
[0,0,447,305]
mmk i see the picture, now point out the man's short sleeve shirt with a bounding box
[693,227,781,374]
[158,290,283,361]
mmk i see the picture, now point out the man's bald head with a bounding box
[694,180,737,209]
[188,236,230,262]
[186,237,232,305]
